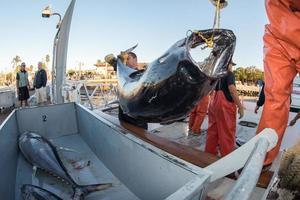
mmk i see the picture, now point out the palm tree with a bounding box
[234,67,247,84]
[5,72,13,85]
[29,65,34,72]
[234,66,264,85]
[45,54,50,71]
[11,55,22,83]
[12,55,21,72]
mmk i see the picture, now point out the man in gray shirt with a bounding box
[16,62,30,107]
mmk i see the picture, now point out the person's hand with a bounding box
[254,105,259,114]
[105,54,116,65]
[289,119,297,126]
[118,52,129,63]
[238,106,244,119]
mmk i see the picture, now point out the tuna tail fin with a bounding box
[72,183,113,199]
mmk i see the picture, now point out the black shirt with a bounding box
[34,69,47,89]
[215,71,235,102]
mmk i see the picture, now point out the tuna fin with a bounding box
[122,44,138,54]
[56,146,80,153]
[32,166,37,178]
[72,183,113,199]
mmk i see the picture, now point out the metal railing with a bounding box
[224,137,270,200]
[61,81,118,110]
[205,128,278,200]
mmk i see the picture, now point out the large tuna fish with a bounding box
[117,29,236,123]
[19,132,112,200]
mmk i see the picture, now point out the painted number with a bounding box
[42,115,47,122]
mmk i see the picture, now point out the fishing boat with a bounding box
[0,103,215,200]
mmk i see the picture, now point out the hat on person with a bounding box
[230,60,236,66]
[21,62,26,66]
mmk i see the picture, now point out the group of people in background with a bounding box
[16,62,47,107]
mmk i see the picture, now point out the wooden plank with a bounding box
[97,111,273,188]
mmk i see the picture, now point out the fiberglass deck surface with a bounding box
[101,101,300,153]
[14,133,139,200]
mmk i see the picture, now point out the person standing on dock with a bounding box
[205,60,244,157]
[188,95,209,135]
[34,62,47,106]
[255,0,300,170]
[16,62,30,107]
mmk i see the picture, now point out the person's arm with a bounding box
[228,84,244,119]
[33,72,36,89]
[255,84,265,113]
[26,73,30,89]
[16,73,19,93]
[42,70,47,87]
[289,111,300,126]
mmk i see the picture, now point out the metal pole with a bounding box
[51,29,60,103]
[83,83,94,110]
[51,13,61,104]
[52,13,62,27]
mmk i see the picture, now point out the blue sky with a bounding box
[0,0,267,72]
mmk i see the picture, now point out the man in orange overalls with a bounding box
[256,0,300,168]
[205,61,244,157]
[188,95,209,135]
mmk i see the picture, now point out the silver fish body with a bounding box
[19,132,112,200]
[19,132,75,186]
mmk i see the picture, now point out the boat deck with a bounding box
[95,101,300,199]
[100,101,300,154]
[1,100,300,199]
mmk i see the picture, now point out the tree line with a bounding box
[233,66,264,85]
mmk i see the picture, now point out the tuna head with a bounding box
[18,132,75,186]
[117,29,236,124]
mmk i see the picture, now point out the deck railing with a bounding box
[61,81,118,110]
[205,128,278,200]
[224,136,271,200]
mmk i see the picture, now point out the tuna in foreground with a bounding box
[21,184,62,200]
[19,132,112,200]
[117,29,236,123]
